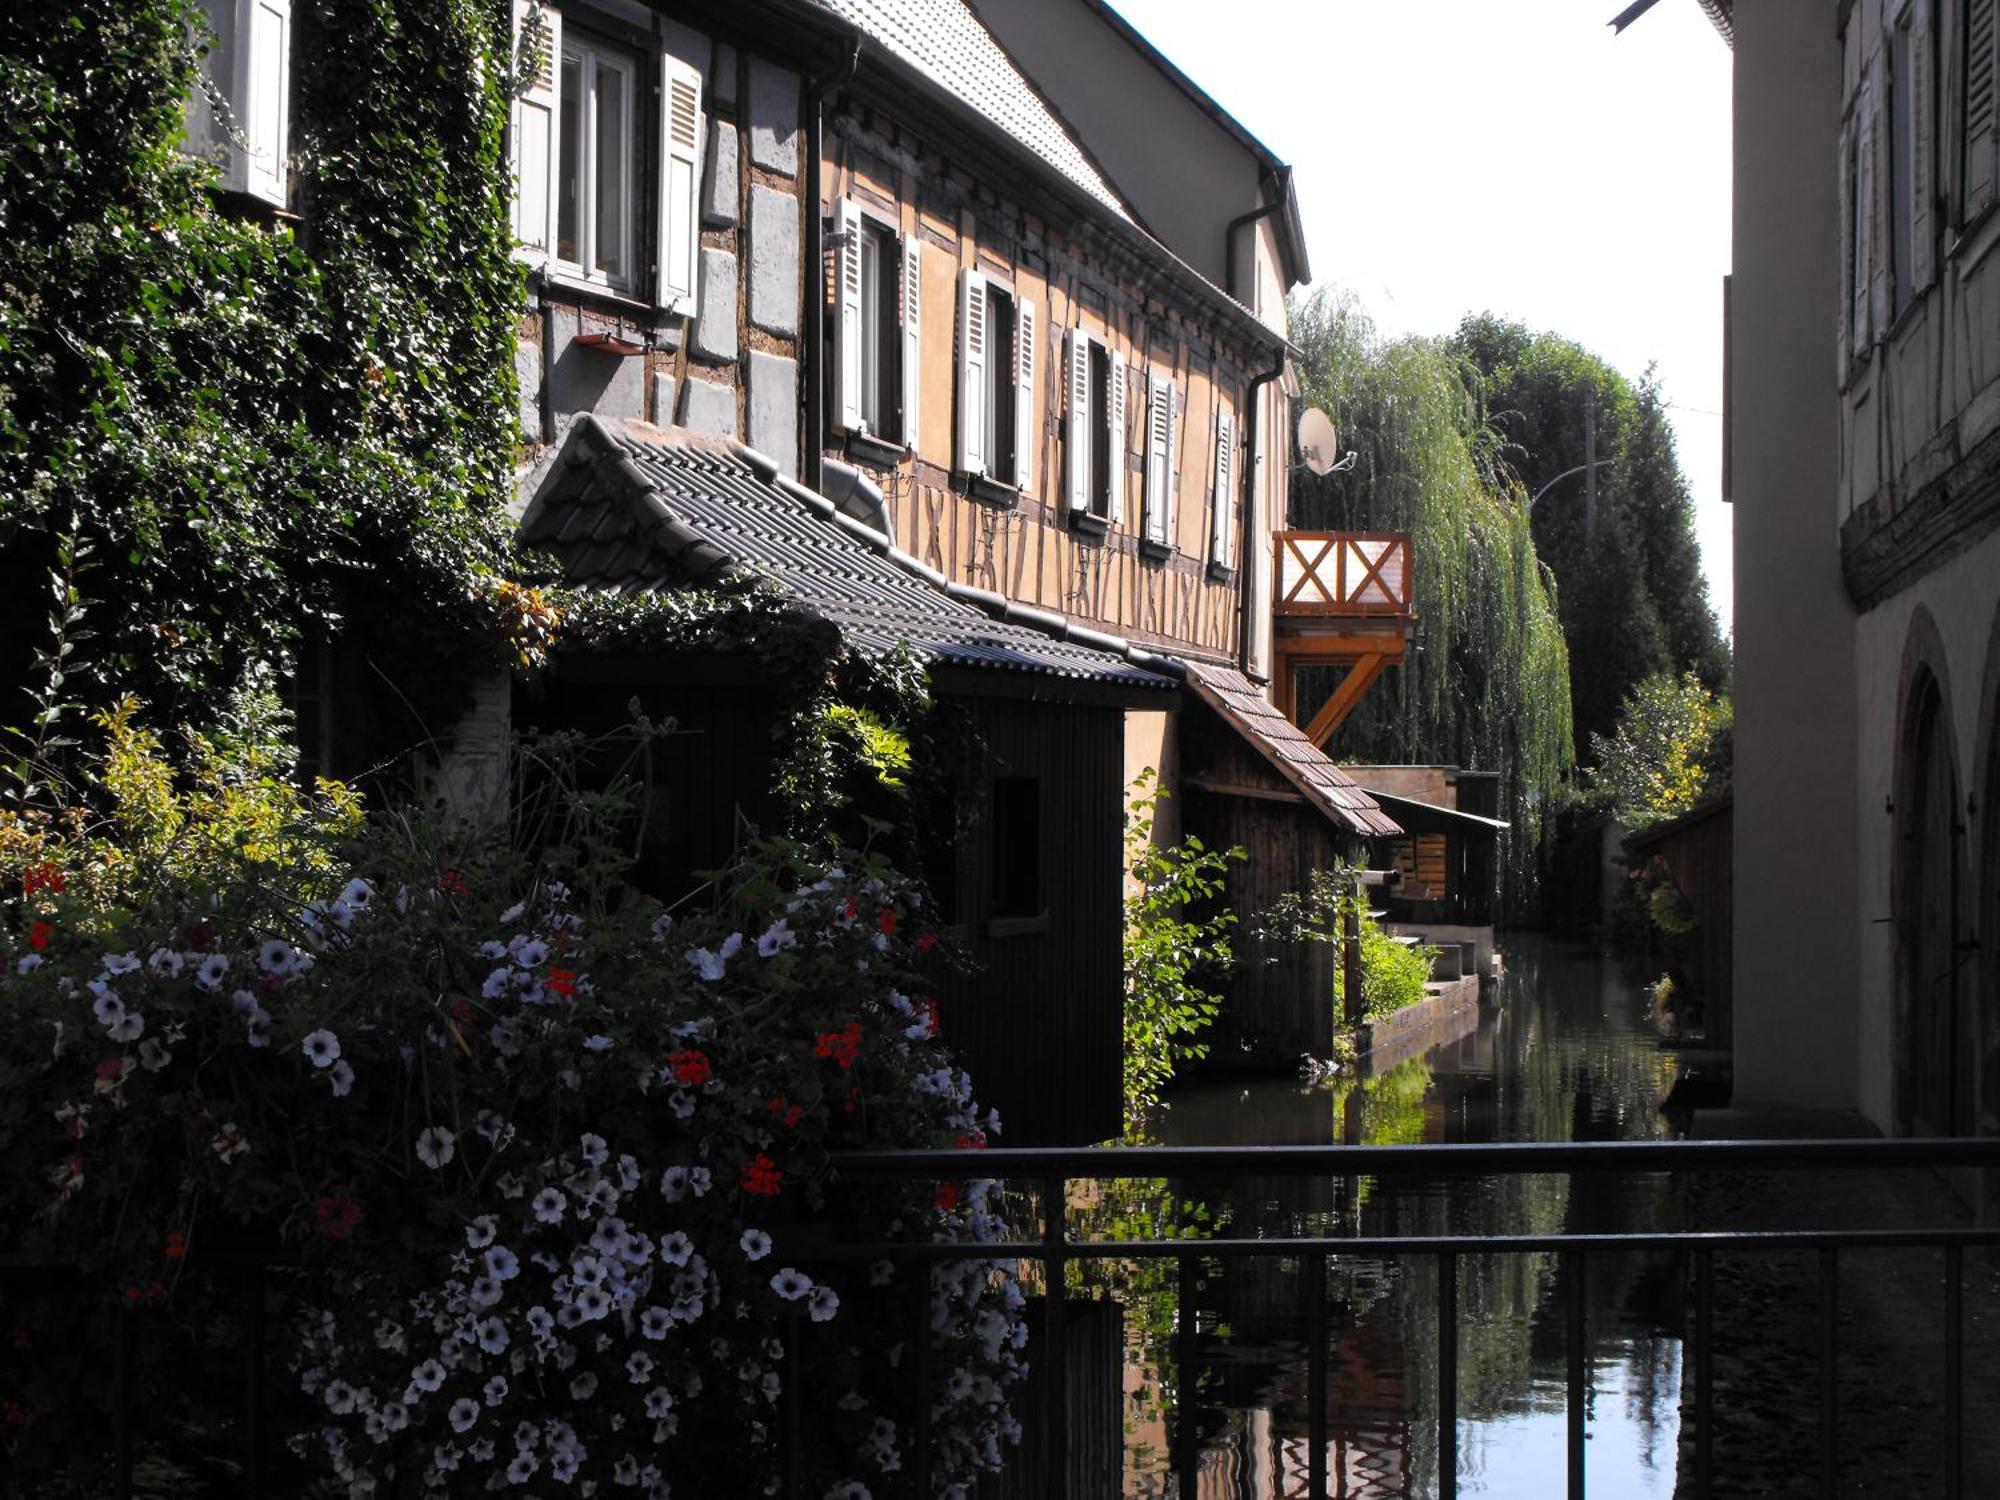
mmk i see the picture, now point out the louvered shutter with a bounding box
[1868,61,1891,340]
[1144,374,1172,546]
[510,0,560,259]
[957,269,989,476]
[834,200,864,433]
[1839,118,1855,377]
[658,52,703,310]
[241,0,291,207]
[1065,329,1090,512]
[1912,0,1937,290]
[1211,409,1235,568]
[1855,82,1876,350]
[1165,383,1180,544]
[1013,298,1037,492]
[1106,347,1126,524]
[1968,0,1997,219]
[900,236,922,449]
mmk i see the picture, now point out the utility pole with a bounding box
[1583,396,1597,545]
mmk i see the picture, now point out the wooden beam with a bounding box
[1301,653,1388,749]
[1183,774,1310,805]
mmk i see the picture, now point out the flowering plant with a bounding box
[0,711,1023,1498]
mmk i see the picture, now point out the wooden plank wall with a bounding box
[934,694,1126,1146]
[823,111,1257,664]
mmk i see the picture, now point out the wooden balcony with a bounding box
[1271,531,1416,750]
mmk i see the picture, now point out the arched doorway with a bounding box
[1898,671,1969,1136]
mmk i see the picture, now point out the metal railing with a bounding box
[1272,531,1414,617]
[828,1137,2000,1500]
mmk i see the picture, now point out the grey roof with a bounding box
[810,0,1132,219]
[518,418,1175,692]
[1180,660,1402,839]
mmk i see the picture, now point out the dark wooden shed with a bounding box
[1623,796,1734,1047]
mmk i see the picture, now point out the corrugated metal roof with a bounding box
[518,418,1174,692]
[1179,660,1402,839]
[811,0,1133,219]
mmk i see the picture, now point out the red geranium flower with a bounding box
[934,1182,961,1211]
[314,1195,363,1240]
[766,1097,805,1129]
[546,966,577,997]
[667,1049,713,1087]
[813,1021,863,1071]
[27,921,53,951]
[742,1153,783,1196]
[876,906,898,937]
[164,1230,187,1260]
[22,862,65,897]
[916,932,939,953]
[435,868,471,896]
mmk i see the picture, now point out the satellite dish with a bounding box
[1298,407,1340,477]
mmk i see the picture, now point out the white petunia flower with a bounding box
[329,1059,355,1098]
[687,947,726,982]
[301,1029,341,1069]
[138,1038,172,1072]
[146,947,185,978]
[257,938,296,975]
[194,953,229,991]
[578,1132,608,1166]
[16,953,43,974]
[107,1011,145,1044]
[582,1034,613,1053]
[768,1268,813,1302]
[740,1228,773,1261]
[410,1359,447,1394]
[474,1317,508,1354]
[465,1214,497,1249]
[484,1246,520,1282]
[531,1187,567,1225]
[510,937,548,969]
[340,877,374,910]
[414,1126,456,1170]
[756,919,795,958]
[808,1285,840,1323]
[101,952,141,976]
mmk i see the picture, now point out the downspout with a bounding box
[802,38,861,495]
[1223,178,1284,309]
[1238,347,1288,676]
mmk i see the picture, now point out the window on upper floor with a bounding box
[1888,1,1939,319]
[185,0,293,209]
[956,270,1036,493]
[832,202,920,448]
[1064,328,1125,525]
[1140,371,1179,554]
[1963,0,1998,222]
[510,1,701,311]
[1209,406,1237,574]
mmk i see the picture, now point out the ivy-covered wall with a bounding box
[0,0,521,775]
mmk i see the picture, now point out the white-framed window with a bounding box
[1141,371,1179,551]
[1210,406,1237,571]
[1962,0,1997,222]
[1889,0,1937,316]
[186,0,293,208]
[832,201,921,447]
[956,270,1036,491]
[1064,326,1125,524]
[509,1,702,311]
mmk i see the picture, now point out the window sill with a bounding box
[1069,512,1111,544]
[844,430,909,470]
[984,912,1049,940]
[965,474,1020,509]
[533,267,688,330]
[1206,561,1237,585]
[1138,537,1175,565]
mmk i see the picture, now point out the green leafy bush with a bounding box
[1257,868,1437,1028]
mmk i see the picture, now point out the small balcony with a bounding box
[1271,531,1417,748]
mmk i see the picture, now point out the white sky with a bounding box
[1109,0,1736,628]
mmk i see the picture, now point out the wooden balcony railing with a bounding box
[1273,531,1414,618]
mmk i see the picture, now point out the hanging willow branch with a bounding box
[1288,291,1575,918]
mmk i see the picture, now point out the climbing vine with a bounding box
[1290,291,1575,917]
[0,0,521,784]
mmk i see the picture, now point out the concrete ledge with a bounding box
[1352,975,1481,1077]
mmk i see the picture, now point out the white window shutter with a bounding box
[240,0,291,207]
[1065,329,1089,512]
[1212,409,1235,568]
[1106,347,1126,524]
[1013,298,1037,492]
[1911,0,1936,290]
[1854,84,1876,350]
[658,52,703,310]
[1165,383,1180,543]
[510,0,561,259]
[1145,374,1172,546]
[957,269,990,476]
[1838,118,1855,378]
[900,235,922,449]
[1868,61,1891,340]
[834,200,864,433]
[1966,0,1997,220]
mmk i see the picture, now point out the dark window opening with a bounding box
[990,776,1041,918]
[986,283,1016,480]
[857,218,903,441]
[1088,340,1112,517]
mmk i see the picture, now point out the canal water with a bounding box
[1097,935,1689,1498]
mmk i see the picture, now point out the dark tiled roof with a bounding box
[518,418,1175,693]
[1180,660,1402,839]
[811,0,1131,219]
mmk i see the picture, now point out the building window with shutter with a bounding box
[509,3,702,312]
[1140,372,1179,557]
[186,0,293,209]
[832,205,920,451]
[1209,406,1237,575]
[1889,1,1937,315]
[956,272,1036,495]
[1064,326,1125,529]
[1963,0,1998,222]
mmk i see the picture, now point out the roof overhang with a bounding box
[1357,788,1510,835]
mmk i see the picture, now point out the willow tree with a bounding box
[1288,291,1574,916]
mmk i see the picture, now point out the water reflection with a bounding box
[1109,937,1687,1498]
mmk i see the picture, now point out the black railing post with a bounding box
[1694,1247,1714,1497]
[1042,1172,1069,1500]
[113,1303,133,1500]
[1438,1250,1457,1500]
[784,1311,804,1500]
[244,1262,265,1499]
[1819,1248,1838,1499]
[1565,1249,1586,1500]
[1174,1250,1200,1500]
[1306,1250,1328,1500]
[1945,1244,1963,1500]
[910,1262,932,1496]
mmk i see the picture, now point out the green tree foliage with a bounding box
[0,0,520,780]
[1588,670,1732,826]
[1450,314,1729,758]
[1122,777,1242,1124]
[1288,292,1574,917]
